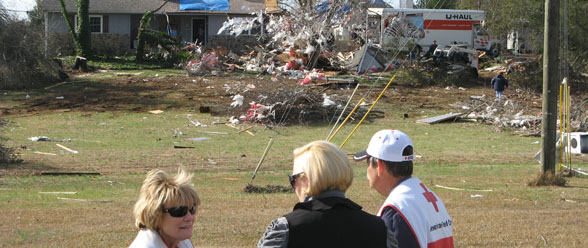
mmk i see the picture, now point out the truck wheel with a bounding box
[490,45,500,58]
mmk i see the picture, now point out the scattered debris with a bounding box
[187,137,211,141]
[148,110,164,114]
[197,130,228,135]
[29,136,71,142]
[416,113,463,125]
[470,194,484,198]
[34,151,57,156]
[174,145,195,149]
[57,197,113,203]
[39,192,77,194]
[435,184,493,192]
[40,172,100,176]
[56,144,78,154]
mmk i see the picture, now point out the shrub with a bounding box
[0,6,59,89]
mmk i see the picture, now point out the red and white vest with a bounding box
[378,177,454,248]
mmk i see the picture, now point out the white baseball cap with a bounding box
[353,129,414,162]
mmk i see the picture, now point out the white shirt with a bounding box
[129,229,194,248]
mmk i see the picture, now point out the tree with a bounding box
[135,0,169,61]
[415,0,457,9]
[58,0,91,58]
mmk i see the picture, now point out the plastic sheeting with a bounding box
[180,0,229,11]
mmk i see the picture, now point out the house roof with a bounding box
[42,0,265,15]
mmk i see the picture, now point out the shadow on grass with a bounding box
[0,161,57,175]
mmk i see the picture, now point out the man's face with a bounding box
[366,157,379,189]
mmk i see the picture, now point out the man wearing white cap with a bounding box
[354,129,453,248]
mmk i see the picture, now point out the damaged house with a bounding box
[41,0,269,56]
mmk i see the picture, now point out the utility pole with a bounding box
[541,0,560,174]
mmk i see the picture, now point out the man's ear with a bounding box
[376,159,387,176]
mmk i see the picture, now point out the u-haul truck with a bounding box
[367,8,501,57]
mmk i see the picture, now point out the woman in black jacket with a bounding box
[258,140,397,248]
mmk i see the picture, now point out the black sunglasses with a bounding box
[162,205,195,218]
[288,172,304,188]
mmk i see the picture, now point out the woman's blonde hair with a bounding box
[133,167,200,229]
[293,140,353,197]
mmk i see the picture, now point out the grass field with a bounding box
[1,71,587,247]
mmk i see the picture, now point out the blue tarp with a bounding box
[180,0,229,11]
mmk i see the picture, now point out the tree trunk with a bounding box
[77,0,91,58]
[73,56,88,72]
[58,0,91,58]
[136,0,169,61]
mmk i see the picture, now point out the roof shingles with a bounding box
[42,0,265,14]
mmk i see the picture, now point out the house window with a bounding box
[75,15,103,33]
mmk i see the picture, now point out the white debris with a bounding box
[322,93,336,107]
[231,94,244,107]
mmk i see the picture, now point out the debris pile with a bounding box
[225,86,382,125]
[455,89,543,134]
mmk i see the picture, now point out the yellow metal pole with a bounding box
[328,98,365,142]
[566,84,572,170]
[340,74,398,148]
[559,84,563,170]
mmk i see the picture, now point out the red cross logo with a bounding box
[420,183,439,212]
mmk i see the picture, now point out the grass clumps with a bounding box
[527,172,566,187]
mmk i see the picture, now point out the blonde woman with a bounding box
[130,168,200,248]
[258,140,397,248]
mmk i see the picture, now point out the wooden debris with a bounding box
[237,127,253,133]
[39,192,77,194]
[174,145,195,149]
[56,144,78,154]
[435,184,493,192]
[34,151,57,156]
[44,81,71,90]
[57,197,113,203]
[197,131,228,135]
[40,172,100,176]
[246,130,255,136]
[148,110,164,114]
[416,113,463,124]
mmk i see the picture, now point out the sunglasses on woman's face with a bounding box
[162,205,195,218]
[288,172,304,188]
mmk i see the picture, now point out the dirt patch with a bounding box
[243,184,294,193]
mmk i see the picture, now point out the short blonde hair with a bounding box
[133,168,200,229]
[293,140,353,197]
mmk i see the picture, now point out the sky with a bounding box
[1,0,37,20]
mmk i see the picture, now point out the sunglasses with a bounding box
[288,172,304,188]
[162,205,195,218]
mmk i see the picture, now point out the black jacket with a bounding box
[491,75,509,91]
[284,197,388,248]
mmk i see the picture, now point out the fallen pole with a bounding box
[326,83,360,140]
[340,74,397,148]
[249,138,274,185]
[328,98,365,142]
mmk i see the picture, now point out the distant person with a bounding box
[448,41,459,61]
[422,40,438,59]
[491,71,509,104]
[354,129,454,248]
[258,140,397,248]
[130,168,200,248]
